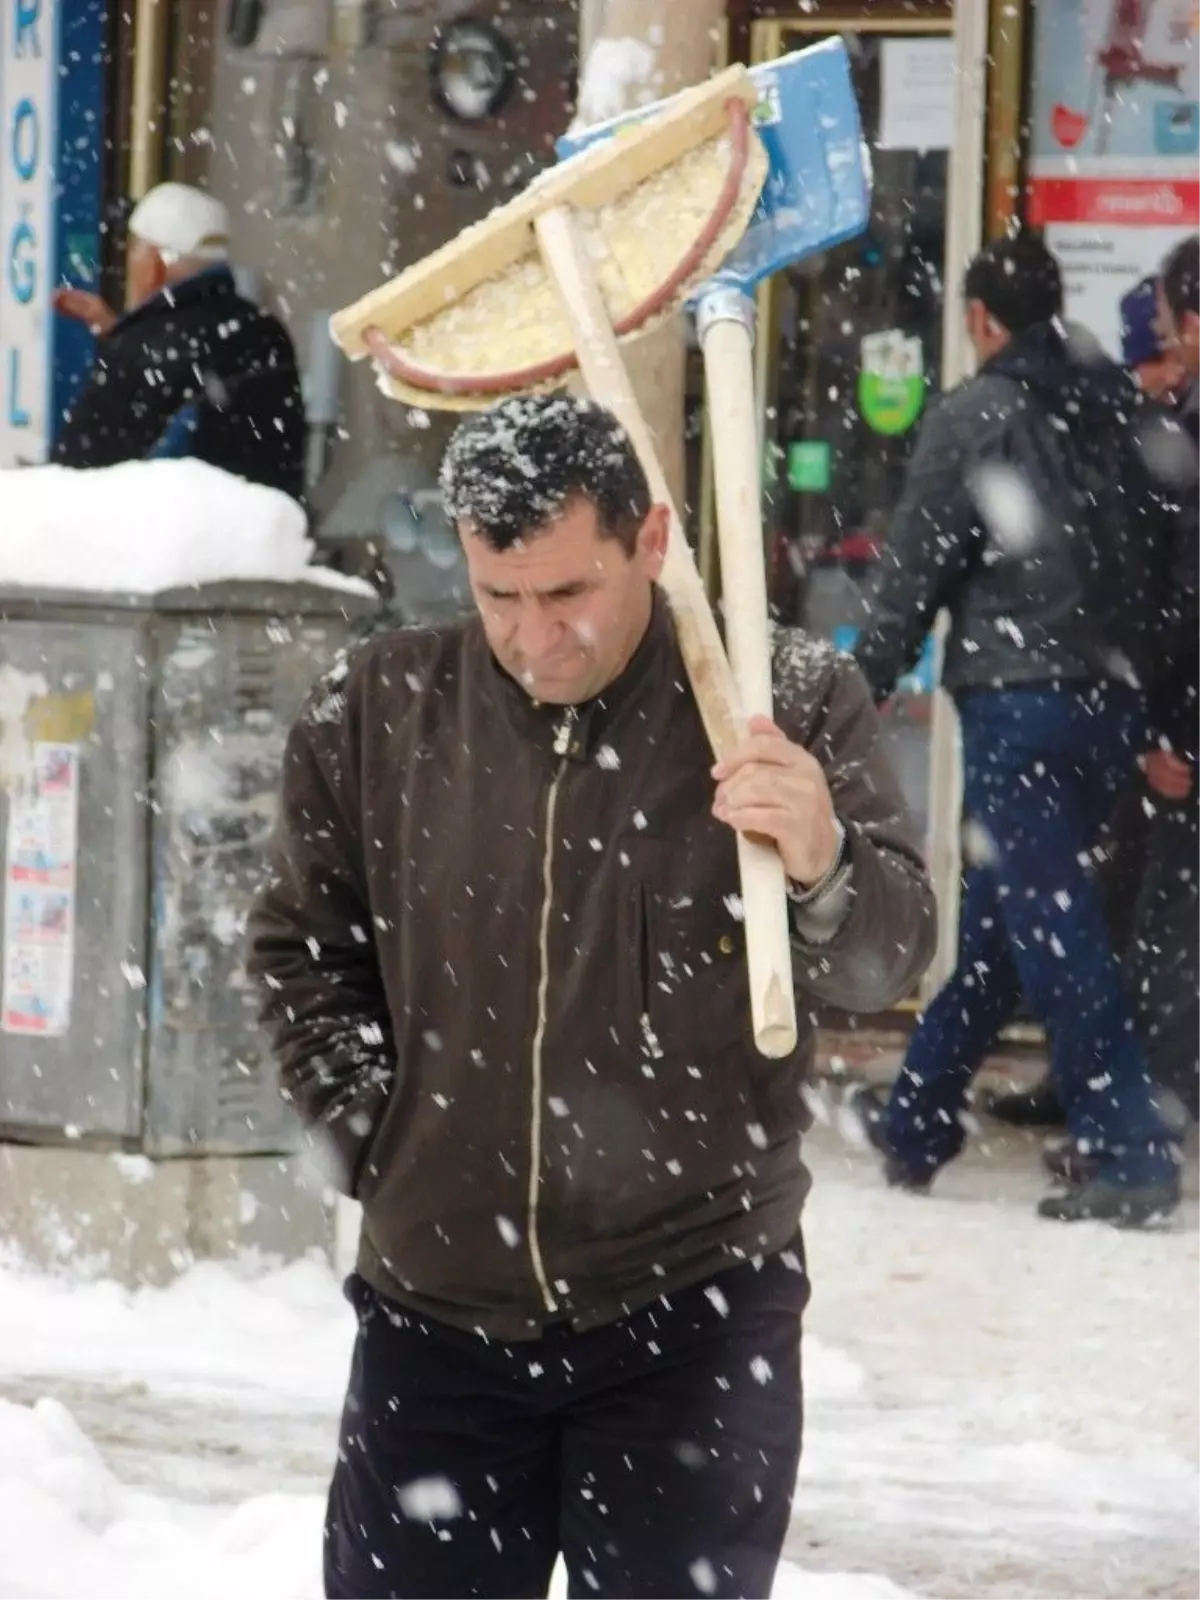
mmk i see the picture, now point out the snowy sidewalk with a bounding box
[0,1118,1195,1600]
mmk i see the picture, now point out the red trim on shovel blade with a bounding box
[364,96,752,399]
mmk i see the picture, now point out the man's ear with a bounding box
[639,503,670,576]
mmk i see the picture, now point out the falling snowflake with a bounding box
[396,1478,462,1522]
[689,1558,718,1594]
[704,1285,730,1318]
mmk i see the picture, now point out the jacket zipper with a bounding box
[635,885,664,1060]
[526,709,576,1315]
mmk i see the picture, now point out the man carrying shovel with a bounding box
[248,393,934,1598]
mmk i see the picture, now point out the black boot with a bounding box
[1037,1174,1180,1228]
[846,1086,933,1193]
[1041,1137,1101,1188]
[984,1076,1066,1129]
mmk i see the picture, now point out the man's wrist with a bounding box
[787,819,848,903]
[786,820,854,945]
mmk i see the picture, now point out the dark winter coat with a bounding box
[854,322,1179,704]
[246,596,936,1339]
[52,266,306,501]
[1147,380,1199,762]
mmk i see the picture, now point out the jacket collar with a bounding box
[111,265,238,336]
[471,585,678,763]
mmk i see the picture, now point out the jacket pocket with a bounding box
[624,837,750,1059]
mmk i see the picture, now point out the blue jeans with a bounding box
[885,684,1176,1189]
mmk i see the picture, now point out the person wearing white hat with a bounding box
[51,182,305,499]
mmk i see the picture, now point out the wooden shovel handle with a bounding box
[534,204,798,1059]
[700,309,798,1058]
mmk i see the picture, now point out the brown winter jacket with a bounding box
[246,594,936,1339]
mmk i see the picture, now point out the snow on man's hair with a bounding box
[438,391,651,552]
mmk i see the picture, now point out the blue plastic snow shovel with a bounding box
[557,39,870,724]
[557,38,870,301]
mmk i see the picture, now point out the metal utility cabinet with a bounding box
[0,580,378,1156]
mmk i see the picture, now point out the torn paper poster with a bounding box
[2,742,79,1036]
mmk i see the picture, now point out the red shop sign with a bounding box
[1028,177,1200,228]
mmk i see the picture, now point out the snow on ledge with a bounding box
[0,459,375,599]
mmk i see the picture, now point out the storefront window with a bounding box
[752,22,953,851]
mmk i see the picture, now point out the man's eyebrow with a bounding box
[480,578,595,599]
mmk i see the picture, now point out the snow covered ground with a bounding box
[0,1116,1196,1600]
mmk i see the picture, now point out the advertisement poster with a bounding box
[1027,0,1200,357]
[1,741,79,1035]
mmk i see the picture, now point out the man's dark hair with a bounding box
[439,392,652,552]
[962,231,1063,335]
[1161,233,1199,325]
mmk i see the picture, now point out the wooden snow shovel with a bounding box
[330,52,869,1058]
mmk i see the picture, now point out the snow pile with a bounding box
[0,1252,353,1404]
[0,1397,323,1599]
[0,459,374,597]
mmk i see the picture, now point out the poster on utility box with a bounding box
[1027,0,1199,358]
[1,743,79,1037]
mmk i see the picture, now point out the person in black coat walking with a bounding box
[990,260,1198,1140]
[850,231,1184,1227]
[1132,235,1200,1127]
[51,183,305,502]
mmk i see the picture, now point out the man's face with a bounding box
[1134,353,1187,401]
[1157,281,1200,380]
[126,236,168,309]
[460,495,669,705]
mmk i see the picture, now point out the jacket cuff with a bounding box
[787,822,855,945]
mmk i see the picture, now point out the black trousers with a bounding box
[325,1249,808,1600]
[1044,775,1198,1123]
[1126,792,1200,1122]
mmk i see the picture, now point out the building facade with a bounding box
[2,0,1196,1014]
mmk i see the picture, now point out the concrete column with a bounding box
[573,0,728,511]
[925,0,990,992]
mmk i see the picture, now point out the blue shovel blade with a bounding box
[555,38,871,295]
